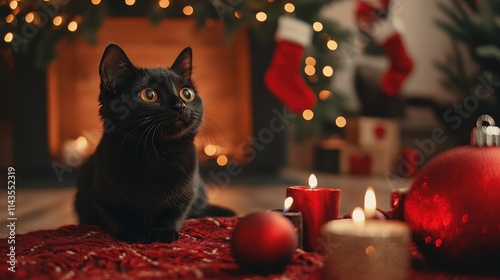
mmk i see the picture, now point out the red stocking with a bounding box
[356,0,414,96]
[264,16,316,113]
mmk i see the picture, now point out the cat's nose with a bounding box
[173,103,186,113]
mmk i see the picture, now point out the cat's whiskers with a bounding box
[198,113,224,148]
[140,123,157,162]
[151,122,162,158]
[117,117,155,154]
[115,113,153,130]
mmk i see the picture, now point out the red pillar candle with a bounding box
[286,174,341,252]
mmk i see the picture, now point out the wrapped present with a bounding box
[313,138,344,174]
[342,117,400,175]
[345,117,400,150]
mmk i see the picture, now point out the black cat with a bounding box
[75,44,235,243]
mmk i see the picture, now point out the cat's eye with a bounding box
[139,88,158,103]
[179,87,195,102]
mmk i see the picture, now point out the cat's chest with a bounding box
[112,156,194,187]
[96,161,195,208]
[93,139,197,198]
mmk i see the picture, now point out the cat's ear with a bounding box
[171,47,192,80]
[99,44,135,92]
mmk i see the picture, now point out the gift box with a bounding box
[340,145,396,176]
[342,117,400,175]
[314,146,341,174]
[345,117,400,150]
[313,137,344,174]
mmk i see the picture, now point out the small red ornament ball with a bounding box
[405,146,500,271]
[231,211,298,273]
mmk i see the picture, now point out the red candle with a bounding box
[389,187,409,221]
[286,174,341,252]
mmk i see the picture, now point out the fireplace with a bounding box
[47,18,252,167]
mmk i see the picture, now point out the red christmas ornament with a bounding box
[405,115,500,272]
[231,212,298,273]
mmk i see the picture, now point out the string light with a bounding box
[303,110,314,121]
[304,65,315,76]
[313,22,323,32]
[327,39,338,51]
[323,66,334,77]
[68,21,78,32]
[204,144,216,156]
[319,90,333,100]
[76,136,88,150]
[125,0,135,6]
[183,5,194,16]
[335,116,347,128]
[53,16,63,26]
[305,56,316,66]
[5,14,14,24]
[217,155,228,166]
[256,12,267,22]
[9,1,17,10]
[158,0,169,8]
[234,11,242,19]
[4,32,13,43]
[284,3,295,13]
[25,12,35,23]
[91,0,101,5]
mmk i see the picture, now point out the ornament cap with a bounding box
[471,115,500,147]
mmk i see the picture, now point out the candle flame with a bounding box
[364,186,376,219]
[308,174,317,189]
[283,197,293,213]
[352,207,365,224]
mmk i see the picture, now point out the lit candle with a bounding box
[286,174,341,252]
[283,197,293,214]
[364,186,376,219]
[320,208,410,280]
[269,197,303,249]
[364,186,388,220]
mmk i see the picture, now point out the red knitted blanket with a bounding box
[0,218,322,279]
[1,217,497,279]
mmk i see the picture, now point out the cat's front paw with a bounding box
[149,228,180,243]
[116,231,147,244]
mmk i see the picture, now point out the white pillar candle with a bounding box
[321,208,410,280]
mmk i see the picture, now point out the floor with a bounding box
[0,169,410,237]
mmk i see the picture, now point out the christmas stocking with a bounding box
[264,16,316,113]
[355,0,414,96]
